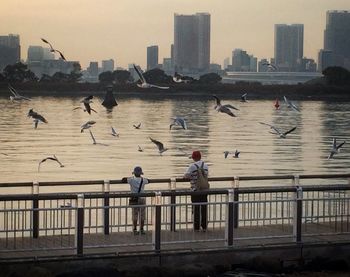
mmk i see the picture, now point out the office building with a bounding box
[321,10,350,70]
[274,24,304,71]
[147,46,159,70]
[174,13,210,73]
[231,49,257,72]
[0,34,20,70]
[102,59,114,72]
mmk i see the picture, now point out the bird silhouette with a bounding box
[41,38,66,60]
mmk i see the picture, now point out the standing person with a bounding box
[122,166,149,235]
[184,151,209,232]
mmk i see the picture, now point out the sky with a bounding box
[1,0,350,69]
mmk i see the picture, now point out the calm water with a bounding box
[0,94,349,186]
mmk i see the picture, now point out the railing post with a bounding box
[233,176,239,228]
[170,178,176,232]
[103,180,110,235]
[32,181,39,239]
[76,194,84,256]
[153,192,162,252]
[225,189,234,246]
[293,178,303,243]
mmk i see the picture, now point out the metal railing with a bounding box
[0,173,349,257]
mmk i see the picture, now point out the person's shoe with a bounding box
[140,229,146,235]
[133,229,139,235]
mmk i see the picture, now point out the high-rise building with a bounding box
[27,46,44,62]
[322,10,350,70]
[147,45,159,70]
[0,34,20,70]
[174,13,210,73]
[102,59,114,72]
[231,49,257,72]
[274,24,304,71]
[223,57,230,70]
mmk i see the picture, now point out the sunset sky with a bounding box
[1,0,349,69]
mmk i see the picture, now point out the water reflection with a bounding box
[0,96,349,183]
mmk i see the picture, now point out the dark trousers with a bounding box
[191,194,208,230]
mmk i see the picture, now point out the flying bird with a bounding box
[111,127,119,137]
[8,84,31,101]
[284,96,300,112]
[149,137,168,154]
[327,138,346,159]
[38,155,64,172]
[28,109,48,129]
[240,93,248,102]
[133,123,142,129]
[213,95,239,117]
[138,145,144,152]
[172,72,191,83]
[223,150,240,158]
[170,117,187,130]
[73,95,97,115]
[259,122,297,138]
[41,38,66,60]
[80,120,96,133]
[133,64,169,89]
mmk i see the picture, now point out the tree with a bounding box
[99,71,114,83]
[68,62,82,82]
[3,62,38,82]
[198,73,222,84]
[143,68,172,84]
[113,70,131,84]
[322,66,350,86]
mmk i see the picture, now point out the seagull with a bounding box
[38,155,64,172]
[149,137,168,154]
[223,151,233,159]
[80,120,96,133]
[170,117,187,130]
[274,99,280,110]
[223,150,240,158]
[133,123,141,129]
[327,138,346,159]
[213,95,239,117]
[138,145,144,152]
[240,93,248,102]
[111,127,119,137]
[73,95,97,115]
[259,122,297,138]
[284,96,300,112]
[28,109,48,129]
[8,84,31,101]
[234,149,240,158]
[172,72,191,83]
[133,64,169,89]
[41,38,66,60]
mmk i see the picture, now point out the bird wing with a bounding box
[172,76,182,83]
[133,64,146,83]
[270,125,282,135]
[41,38,54,51]
[150,84,170,89]
[84,102,92,114]
[283,126,297,136]
[224,151,229,159]
[34,119,39,129]
[336,141,346,150]
[213,95,221,106]
[219,106,236,117]
[259,122,273,128]
[8,84,18,96]
[283,96,290,105]
[89,130,97,144]
[290,103,300,112]
[55,50,66,61]
[223,104,239,111]
[179,118,187,129]
[332,138,337,150]
[150,137,164,151]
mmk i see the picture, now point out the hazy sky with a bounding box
[1,0,349,69]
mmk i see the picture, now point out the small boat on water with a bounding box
[102,85,118,110]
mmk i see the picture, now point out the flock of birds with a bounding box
[2,38,347,172]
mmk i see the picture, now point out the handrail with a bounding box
[0,173,349,188]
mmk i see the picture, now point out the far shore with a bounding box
[0,82,349,101]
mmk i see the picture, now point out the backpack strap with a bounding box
[137,177,143,193]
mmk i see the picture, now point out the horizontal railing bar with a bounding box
[0,173,349,188]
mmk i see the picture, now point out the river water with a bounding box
[0,94,349,188]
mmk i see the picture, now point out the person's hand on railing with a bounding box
[121,177,128,183]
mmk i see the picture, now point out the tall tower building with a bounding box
[274,24,304,71]
[0,34,20,70]
[102,59,115,72]
[322,10,350,70]
[174,13,210,73]
[147,45,159,70]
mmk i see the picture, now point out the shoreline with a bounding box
[0,82,349,101]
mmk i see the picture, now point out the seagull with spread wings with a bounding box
[213,95,239,117]
[80,120,96,133]
[149,137,168,154]
[111,127,119,137]
[38,155,64,172]
[170,117,187,130]
[73,95,97,115]
[259,122,297,138]
[327,138,346,159]
[41,38,66,60]
[133,123,141,129]
[133,64,169,89]
[28,109,48,129]
[8,84,31,101]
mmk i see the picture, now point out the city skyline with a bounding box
[1,0,349,69]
